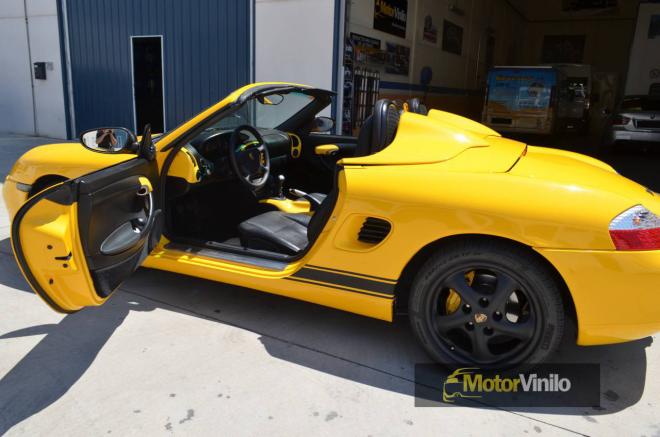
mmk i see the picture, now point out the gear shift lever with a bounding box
[275,174,285,199]
[288,188,323,210]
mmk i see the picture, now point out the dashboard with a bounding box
[167,127,294,185]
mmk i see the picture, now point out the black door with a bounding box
[132,37,165,133]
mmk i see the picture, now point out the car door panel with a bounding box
[286,133,357,194]
[304,133,357,157]
[12,158,161,312]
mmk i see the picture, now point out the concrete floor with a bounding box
[1,134,659,436]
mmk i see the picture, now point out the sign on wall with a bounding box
[541,35,586,63]
[649,15,660,39]
[374,0,408,38]
[385,42,410,75]
[422,15,438,45]
[350,32,381,50]
[442,20,463,55]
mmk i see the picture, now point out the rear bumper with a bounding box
[536,247,660,345]
[606,129,660,144]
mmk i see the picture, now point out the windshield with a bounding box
[210,91,316,130]
[621,96,660,112]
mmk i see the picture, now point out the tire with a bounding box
[408,239,564,369]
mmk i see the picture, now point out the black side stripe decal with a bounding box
[292,267,395,296]
[285,278,393,299]
[305,264,396,283]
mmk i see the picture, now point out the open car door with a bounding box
[11,158,162,313]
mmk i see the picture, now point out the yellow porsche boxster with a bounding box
[4,82,660,368]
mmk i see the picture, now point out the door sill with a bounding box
[164,242,291,271]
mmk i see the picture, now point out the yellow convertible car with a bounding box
[4,82,660,368]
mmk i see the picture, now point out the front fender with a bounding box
[8,143,134,185]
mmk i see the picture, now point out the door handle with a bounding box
[136,179,153,229]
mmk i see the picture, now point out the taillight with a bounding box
[609,205,660,250]
[612,115,631,126]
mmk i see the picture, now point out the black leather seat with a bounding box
[237,100,400,256]
[238,212,310,254]
[238,188,337,255]
[302,99,401,209]
[355,99,401,157]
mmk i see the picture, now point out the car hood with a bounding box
[341,110,526,173]
[7,142,133,185]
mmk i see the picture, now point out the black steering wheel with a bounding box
[229,125,270,190]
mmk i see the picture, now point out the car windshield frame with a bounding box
[205,90,318,132]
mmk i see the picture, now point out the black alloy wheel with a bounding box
[409,240,565,369]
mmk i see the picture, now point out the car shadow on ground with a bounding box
[0,237,652,433]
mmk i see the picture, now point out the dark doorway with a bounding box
[132,36,165,133]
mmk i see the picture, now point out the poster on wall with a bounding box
[374,0,408,38]
[649,15,660,39]
[385,42,410,76]
[350,33,381,50]
[442,20,463,55]
[422,15,438,45]
[541,35,586,63]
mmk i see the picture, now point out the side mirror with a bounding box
[312,116,335,133]
[80,127,137,153]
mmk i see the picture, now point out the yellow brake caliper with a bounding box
[445,271,475,314]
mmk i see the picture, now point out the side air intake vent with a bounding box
[358,217,391,244]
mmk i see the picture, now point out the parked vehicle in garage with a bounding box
[601,95,660,152]
[552,63,592,133]
[482,66,567,135]
[5,82,660,369]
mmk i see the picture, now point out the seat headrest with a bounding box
[354,99,401,157]
[405,98,428,115]
[371,99,400,154]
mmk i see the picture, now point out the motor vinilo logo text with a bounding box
[374,0,407,22]
[442,367,572,403]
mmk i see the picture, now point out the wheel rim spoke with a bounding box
[471,331,494,361]
[434,310,470,334]
[494,319,535,340]
[489,274,518,311]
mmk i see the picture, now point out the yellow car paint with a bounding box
[4,82,660,347]
[168,146,201,183]
[314,144,340,155]
[427,108,501,138]
[12,190,103,311]
[538,247,660,345]
[259,197,312,214]
[7,142,133,185]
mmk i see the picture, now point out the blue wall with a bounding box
[65,0,252,134]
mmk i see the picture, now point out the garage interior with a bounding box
[336,0,660,192]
